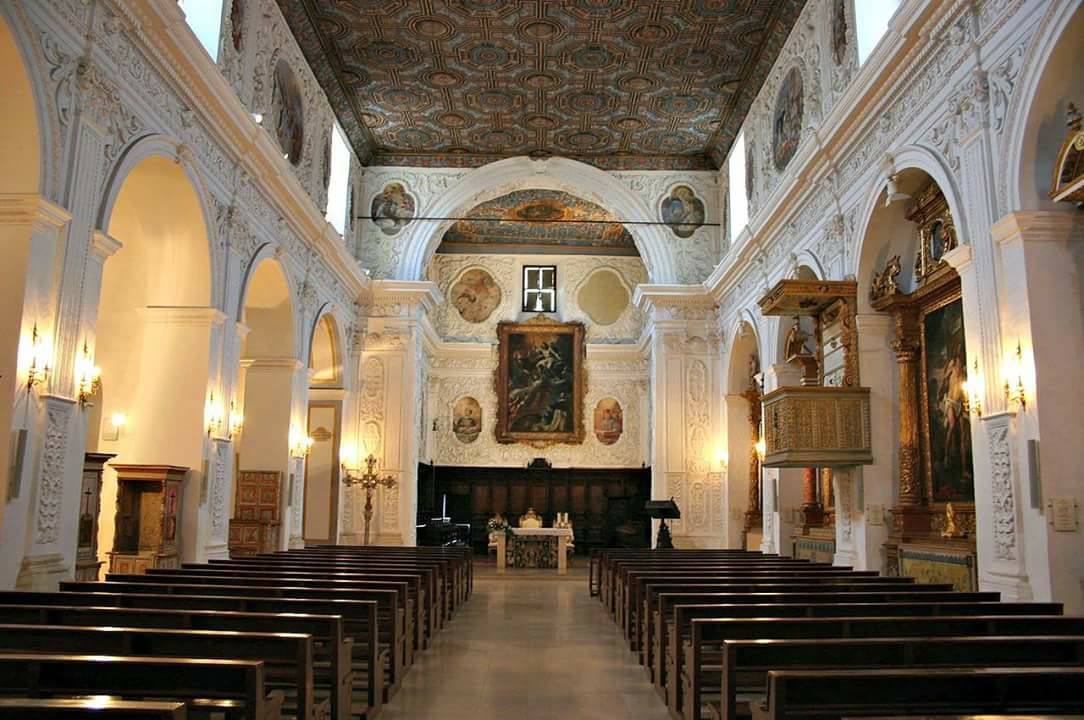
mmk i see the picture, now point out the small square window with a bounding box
[523,265,557,313]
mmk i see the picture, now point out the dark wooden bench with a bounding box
[649,589,1002,695]
[0,599,357,720]
[60,578,404,700]
[753,667,1084,720]
[712,635,1084,720]
[683,615,1084,720]
[0,698,187,718]
[0,624,319,720]
[0,653,282,720]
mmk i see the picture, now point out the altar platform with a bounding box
[495,527,574,574]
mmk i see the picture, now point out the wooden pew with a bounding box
[649,589,1002,695]
[172,563,433,649]
[753,666,1084,720]
[591,549,765,602]
[0,653,282,720]
[713,635,1084,720]
[0,698,187,719]
[673,600,1062,716]
[0,624,319,720]
[61,578,405,699]
[204,559,445,634]
[0,599,358,720]
[683,615,1084,720]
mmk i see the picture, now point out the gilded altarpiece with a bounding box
[872,264,978,590]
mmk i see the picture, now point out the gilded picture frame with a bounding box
[918,281,975,505]
[495,318,585,445]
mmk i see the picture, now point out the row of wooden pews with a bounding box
[591,548,1084,720]
[0,545,471,720]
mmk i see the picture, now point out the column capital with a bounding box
[942,243,974,273]
[137,306,228,327]
[0,194,71,231]
[90,230,123,262]
[368,279,443,319]
[991,210,1084,246]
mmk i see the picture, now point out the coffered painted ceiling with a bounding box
[277,0,805,170]
[436,189,639,255]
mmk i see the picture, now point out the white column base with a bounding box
[16,552,69,591]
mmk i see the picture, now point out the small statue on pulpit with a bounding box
[785,318,819,385]
[941,502,965,538]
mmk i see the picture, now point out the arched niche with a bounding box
[308,311,341,387]
[236,257,297,546]
[724,319,763,550]
[1003,4,1084,213]
[0,12,45,543]
[396,156,676,283]
[92,153,215,570]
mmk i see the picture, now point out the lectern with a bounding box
[107,464,187,574]
[644,498,681,549]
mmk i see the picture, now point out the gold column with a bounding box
[799,466,824,527]
[891,309,928,533]
[743,379,763,529]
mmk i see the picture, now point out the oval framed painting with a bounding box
[593,398,623,445]
[272,58,304,165]
[450,268,502,323]
[772,66,804,171]
[452,396,482,444]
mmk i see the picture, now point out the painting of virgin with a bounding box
[370,182,416,236]
[272,59,304,165]
[593,398,623,445]
[496,319,585,444]
[772,66,804,171]
[921,296,974,502]
[659,185,705,238]
[452,396,482,444]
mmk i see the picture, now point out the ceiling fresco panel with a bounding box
[279,0,804,170]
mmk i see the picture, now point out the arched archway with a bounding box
[0,10,47,580]
[235,257,299,548]
[396,156,677,283]
[304,310,343,545]
[91,153,216,573]
[724,319,763,550]
[1002,3,1084,214]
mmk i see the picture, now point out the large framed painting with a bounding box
[920,294,974,503]
[495,319,585,445]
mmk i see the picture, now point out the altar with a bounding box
[496,527,573,574]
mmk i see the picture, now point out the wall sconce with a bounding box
[754,438,766,462]
[206,393,225,437]
[227,402,244,439]
[75,339,102,408]
[103,412,127,442]
[716,447,729,473]
[1004,340,1027,411]
[289,425,314,458]
[26,323,51,393]
[961,358,983,418]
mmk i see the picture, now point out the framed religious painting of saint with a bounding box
[919,291,975,503]
[495,318,585,445]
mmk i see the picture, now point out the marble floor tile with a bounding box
[378,566,671,719]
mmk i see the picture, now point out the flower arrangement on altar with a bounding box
[486,514,510,535]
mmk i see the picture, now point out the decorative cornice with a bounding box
[240,356,304,370]
[90,231,123,261]
[370,279,444,317]
[991,210,1084,246]
[136,306,228,327]
[0,194,72,229]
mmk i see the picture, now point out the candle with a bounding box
[441,494,447,521]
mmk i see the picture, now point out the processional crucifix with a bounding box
[341,454,397,545]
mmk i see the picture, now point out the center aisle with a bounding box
[380,564,670,720]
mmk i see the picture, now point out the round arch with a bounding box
[396,156,677,283]
[1000,2,1084,213]
[239,256,297,361]
[307,304,346,388]
[99,135,222,307]
[0,11,42,196]
[851,146,970,313]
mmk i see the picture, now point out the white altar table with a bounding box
[496,527,573,574]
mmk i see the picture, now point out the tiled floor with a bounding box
[379,565,671,720]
